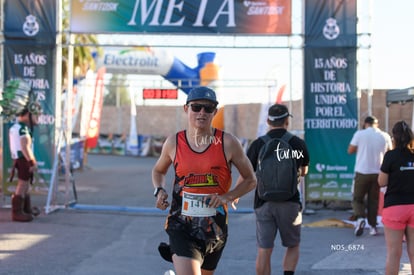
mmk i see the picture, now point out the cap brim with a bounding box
[186,98,218,105]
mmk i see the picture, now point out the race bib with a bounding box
[182,192,216,217]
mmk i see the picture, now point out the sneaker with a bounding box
[354,218,365,236]
[369,227,378,236]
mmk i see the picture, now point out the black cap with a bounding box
[268,104,292,121]
[364,116,378,124]
[186,86,218,105]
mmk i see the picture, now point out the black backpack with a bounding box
[256,132,298,201]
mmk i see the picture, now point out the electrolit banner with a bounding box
[304,0,357,201]
[98,47,175,75]
[4,0,57,44]
[70,0,291,35]
[2,42,56,195]
[97,47,219,94]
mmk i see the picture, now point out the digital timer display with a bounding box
[142,88,178,99]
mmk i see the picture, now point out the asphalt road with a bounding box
[0,154,411,275]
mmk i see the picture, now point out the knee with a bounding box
[257,247,273,260]
[286,245,300,257]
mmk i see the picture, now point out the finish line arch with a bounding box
[51,0,300,213]
[52,0,370,212]
[0,0,372,214]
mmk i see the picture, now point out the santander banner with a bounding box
[70,0,291,35]
[2,0,57,193]
[304,0,357,202]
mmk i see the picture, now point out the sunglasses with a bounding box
[188,103,216,113]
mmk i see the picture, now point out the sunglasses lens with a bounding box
[190,104,202,112]
[189,104,215,113]
[203,106,215,113]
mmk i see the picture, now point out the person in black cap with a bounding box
[238,103,309,275]
[151,86,257,274]
[348,115,392,236]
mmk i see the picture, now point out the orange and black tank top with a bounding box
[166,129,231,239]
[174,129,231,194]
[170,129,232,214]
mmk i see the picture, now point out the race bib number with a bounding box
[182,192,215,217]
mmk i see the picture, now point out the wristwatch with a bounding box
[154,187,166,197]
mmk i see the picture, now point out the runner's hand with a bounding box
[155,189,169,210]
[29,160,38,173]
[206,194,228,208]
